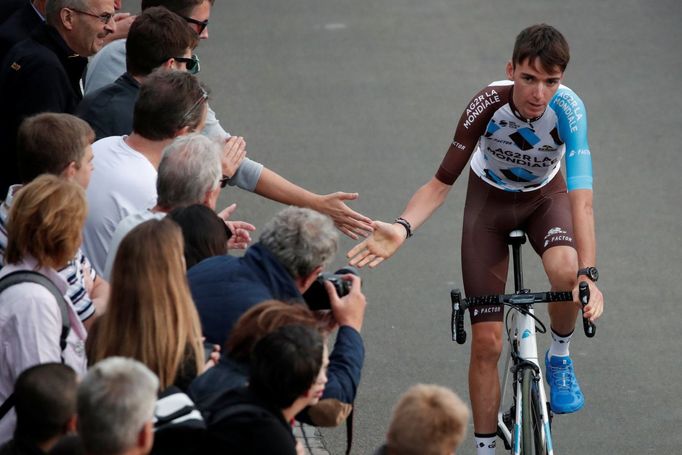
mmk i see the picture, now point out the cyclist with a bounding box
[347,24,604,454]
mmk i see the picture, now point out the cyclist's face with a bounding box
[506,58,563,120]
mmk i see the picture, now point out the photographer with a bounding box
[188,206,347,346]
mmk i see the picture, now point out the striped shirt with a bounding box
[0,185,96,322]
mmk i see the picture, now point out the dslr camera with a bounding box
[302,266,359,311]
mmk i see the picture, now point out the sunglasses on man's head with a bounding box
[181,15,209,34]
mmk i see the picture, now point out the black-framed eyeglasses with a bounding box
[68,8,114,24]
[181,88,208,123]
[180,15,209,34]
[219,175,230,188]
[170,54,201,75]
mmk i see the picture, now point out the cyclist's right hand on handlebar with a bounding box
[572,279,604,322]
[346,220,406,268]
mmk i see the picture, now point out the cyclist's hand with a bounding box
[346,220,406,268]
[324,274,366,332]
[573,280,603,322]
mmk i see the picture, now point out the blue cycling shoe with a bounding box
[545,351,584,414]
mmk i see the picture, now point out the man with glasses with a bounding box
[77,6,200,140]
[0,0,116,195]
[84,0,374,239]
[81,69,222,274]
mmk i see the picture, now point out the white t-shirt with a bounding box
[103,210,166,281]
[82,136,158,275]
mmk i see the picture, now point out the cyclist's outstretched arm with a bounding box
[347,177,452,268]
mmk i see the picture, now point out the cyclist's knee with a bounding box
[542,246,578,288]
[471,324,503,363]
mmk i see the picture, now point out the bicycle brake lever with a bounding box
[579,281,596,338]
[450,289,466,344]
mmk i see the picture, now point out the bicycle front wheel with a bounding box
[521,368,546,455]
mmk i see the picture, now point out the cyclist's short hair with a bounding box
[17,113,94,183]
[512,24,570,73]
[386,384,469,455]
[132,69,208,140]
[141,0,215,17]
[126,6,198,77]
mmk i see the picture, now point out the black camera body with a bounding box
[302,267,358,311]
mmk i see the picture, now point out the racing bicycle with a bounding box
[450,230,595,454]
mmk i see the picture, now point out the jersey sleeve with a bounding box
[550,87,593,191]
[435,84,510,185]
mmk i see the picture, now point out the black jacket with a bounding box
[202,387,297,455]
[76,72,140,140]
[0,24,87,194]
[0,1,42,63]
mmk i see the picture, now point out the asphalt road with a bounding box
[195,1,682,453]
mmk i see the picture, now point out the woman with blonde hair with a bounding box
[0,175,88,444]
[86,217,206,455]
[88,217,204,387]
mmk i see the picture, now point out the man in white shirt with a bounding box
[83,69,247,274]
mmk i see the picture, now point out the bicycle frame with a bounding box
[450,230,593,454]
[497,230,553,454]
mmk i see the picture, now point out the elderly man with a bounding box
[102,133,254,280]
[0,0,116,194]
[77,358,159,455]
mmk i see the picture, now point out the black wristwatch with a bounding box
[577,267,599,282]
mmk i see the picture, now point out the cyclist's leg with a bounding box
[525,173,579,333]
[461,171,514,437]
[526,174,584,414]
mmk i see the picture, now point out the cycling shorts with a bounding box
[461,169,575,324]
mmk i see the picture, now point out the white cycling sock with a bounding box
[474,433,497,454]
[548,328,573,358]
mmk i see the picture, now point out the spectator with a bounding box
[101,133,251,280]
[0,0,24,23]
[191,298,365,428]
[83,0,373,239]
[168,204,231,269]
[203,325,328,455]
[376,384,469,455]
[0,113,109,329]
[187,206,339,346]
[82,70,220,274]
[86,218,207,454]
[0,176,88,444]
[1,0,135,63]
[0,0,116,195]
[77,6,198,140]
[0,364,78,455]
[77,357,158,455]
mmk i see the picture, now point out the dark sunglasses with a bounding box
[181,15,209,34]
[170,54,201,75]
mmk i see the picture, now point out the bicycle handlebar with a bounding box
[450,285,596,344]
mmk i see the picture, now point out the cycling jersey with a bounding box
[435,81,592,192]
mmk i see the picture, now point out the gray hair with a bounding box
[77,357,159,455]
[45,0,89,25]
[156,134,222,210]
[259,207,338,279]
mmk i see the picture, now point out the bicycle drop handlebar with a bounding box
[450,282,596,344]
